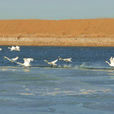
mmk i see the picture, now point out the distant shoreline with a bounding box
[0,18,114,46]
[0,37,114,47]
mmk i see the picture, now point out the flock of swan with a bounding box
[0,46,114,68]
[0,46,72,67]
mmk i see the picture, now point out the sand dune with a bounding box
[0,18,114,46]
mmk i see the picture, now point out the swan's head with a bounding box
[4,56,7,59]
[44,60,48,63]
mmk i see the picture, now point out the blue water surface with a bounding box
[0,46,114,114]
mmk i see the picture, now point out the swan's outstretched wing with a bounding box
[112,57,114,62]
[52,59,58,64]
[110,57,113,62]
[109,57,114,64]
[12,57,19,61]
[4,56,15,63]
[4,56,23,66]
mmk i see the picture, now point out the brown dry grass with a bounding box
[0,18,114,46]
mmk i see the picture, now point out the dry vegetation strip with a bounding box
[0,18,114,46]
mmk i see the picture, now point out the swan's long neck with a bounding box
[105,61,111,66]
[44,60,49,63]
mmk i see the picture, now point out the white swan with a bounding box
[58,56,72,62]
[8,46,20,51]
[44,59,58,67]
[4,56,33,67]
[105,57,114,67]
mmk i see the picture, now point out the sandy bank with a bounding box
[0,37,114,47]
